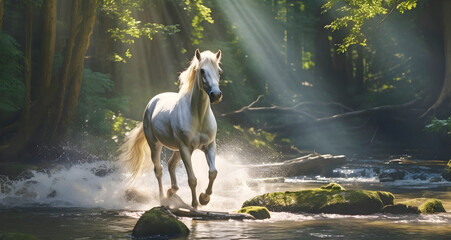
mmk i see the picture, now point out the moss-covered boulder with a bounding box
[132,206,190,238]
[442,160,451,181]
[0,233,38,240]
[399,198,446,214]
[238,206,271,219]
[242,183,394,215]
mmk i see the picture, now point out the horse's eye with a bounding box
[200,69,205,74]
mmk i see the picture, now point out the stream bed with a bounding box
[1,153,450,239]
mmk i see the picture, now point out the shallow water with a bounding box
[1,152,450,239]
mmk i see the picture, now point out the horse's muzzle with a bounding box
[209,90,222,104]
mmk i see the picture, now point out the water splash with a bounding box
[0,150,263,211]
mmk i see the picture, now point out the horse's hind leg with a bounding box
[199,141,218,205]
[167,151,181,197]
[179,145,199,209]
[150,143,164,200]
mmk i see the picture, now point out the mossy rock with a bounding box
[238,206,271,219]
[242,183,394,215]
[399,198,446,214]
[320,183,344,190]
[382,204,421,214]
[132,206,190,238]
[442,160,451,181]
[0,233,38,240]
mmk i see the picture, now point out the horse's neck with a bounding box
[189,74,211,123]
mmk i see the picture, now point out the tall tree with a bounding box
[38,0,57,94]
[58,0,99,136]
[422,0,451,116]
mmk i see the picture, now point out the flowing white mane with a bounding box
[178,50,221,94]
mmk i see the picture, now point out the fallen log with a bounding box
[161,194,255,220]
[168,208,255,220]
[247,153,347,178]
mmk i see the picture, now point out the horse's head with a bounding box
[195,49,223,104]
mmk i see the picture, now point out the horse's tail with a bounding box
[118,122,151,183]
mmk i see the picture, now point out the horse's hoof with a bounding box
[166,188,177,198]
[199,192,210,205]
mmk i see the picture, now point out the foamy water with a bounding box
[0,150,264,211]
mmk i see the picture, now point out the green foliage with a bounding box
[233,125,276,150]
[425,116,451,135]
[75,69,137,144]
[100,0,179,62]
[182,0,214,45]
[323,0,418,52]
[0,32,25,112]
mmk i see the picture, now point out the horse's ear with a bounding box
[195,49,201,61]
[216,50,221,61]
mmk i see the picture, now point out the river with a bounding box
[1,151,450,239]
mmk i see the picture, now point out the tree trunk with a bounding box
[355,46,365,94]
[0,0,4,30]
[59,0,99,134]
[423,0,451,116]
[38,0,57,94]
[23,0,33,141]
[50,0,81,141]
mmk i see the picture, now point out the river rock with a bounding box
[132,206,190,238]
[248,153,346,178]
[238,206,271,219]
[242,183,394,215]
[378,170,406,182]
[382,204,421,214]
[442,160,451,181]
[399,198,446,214]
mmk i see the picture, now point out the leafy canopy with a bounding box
[101,0,179,62]
[322,0,418,53]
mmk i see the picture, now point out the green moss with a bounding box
[400,198,447,214]
[377,191,395,206]
[418,199,446,214]
[0,233,38,240]
[132,207,190,238]
[238,206,271,219]
[320,183,345,190]
[242,184,394,215]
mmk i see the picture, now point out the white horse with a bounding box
[119,49,222,209]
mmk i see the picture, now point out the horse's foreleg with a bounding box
[179,145,198,209]
[199,141,218,205]
[150,144,164,200]
[167,151,181,197]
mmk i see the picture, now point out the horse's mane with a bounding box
[178,51,221,94]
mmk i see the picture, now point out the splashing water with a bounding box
[0,150,263,211]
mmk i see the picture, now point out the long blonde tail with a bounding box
[118,122,151,183]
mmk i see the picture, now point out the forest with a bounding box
[0,0,450,162]
[1,1,451,239]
